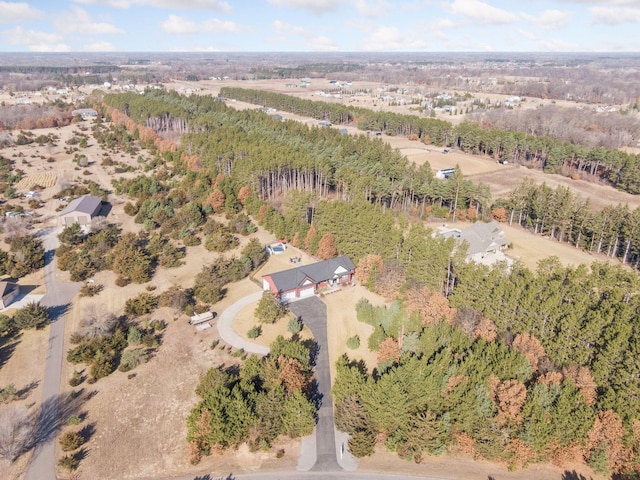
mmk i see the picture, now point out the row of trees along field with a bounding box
[495,179,640,268]
[218,87,640,194]
[98,90,640,474]
[100,90,491,217]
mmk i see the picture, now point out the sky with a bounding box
[0,0,638,53]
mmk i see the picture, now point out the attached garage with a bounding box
[298,286,315,298]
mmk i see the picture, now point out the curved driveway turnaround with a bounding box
[26,228,81,480]
[216,290,269,355]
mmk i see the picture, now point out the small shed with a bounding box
[0,281,19,309]
[58,195,103,227]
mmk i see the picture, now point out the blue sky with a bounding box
[0,0,638,52]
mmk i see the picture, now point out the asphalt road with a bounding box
[289,297,342,472]
[26,229,81,480]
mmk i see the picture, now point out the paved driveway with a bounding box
[289,297,351,472]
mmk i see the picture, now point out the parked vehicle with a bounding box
[189,311,216,325]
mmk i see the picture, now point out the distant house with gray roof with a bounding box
[440,221,511,266]
[58,195,104,227]
[262,255,355,302]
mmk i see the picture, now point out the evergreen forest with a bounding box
[97,89,640,475]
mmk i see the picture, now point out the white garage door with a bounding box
[299,286,315,298]
[281,291,297,302]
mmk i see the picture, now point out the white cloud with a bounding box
[73,0,133,7]
[538,38,579,51]
[28,43,71,52]
[359,24,428,50]
[53,7,125,34]
[84,40,118,51]
[270,19,338,50]
[267,0,340,15]
[0,1,43,23]
[353,0,392,17]
[444,0,519,24]
[273,19,309,36]
[589,6,640,23]
[522,9,573,30]
[3,25,63,45]
[73,0,232,11]
[433,17,461,28]
[515,28,537,41]
[308,35,339,51]
[558,0,640,4]
[2,25,69,51]
[161,14,243,34]
[161,14,199,34]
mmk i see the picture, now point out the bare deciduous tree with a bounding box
[79,304,117,339]
[0,405,36,462]
[90,216,109,233]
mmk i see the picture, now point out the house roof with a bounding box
[59,195,102,217]
[459,220,508,255]
[264,255,355,293]
[0,281,18,297]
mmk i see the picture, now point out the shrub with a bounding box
[79,283,103,297]
[58,454,79,471]
[247,326,261,339]
[118,348,148,372]
[13,302,50,330]
[124,293,158,316]
[59,431,84,452]
[181,233,201,246]
[346,335,361,349]
[127,325,142,345]
[67,415,81,426]
[287,316,303,335]
[142,333,158,348]
[115,275,130,287]
[90,351,115,380]
[254,292,288,324]
[68,371,83,387]
[0,384,17,403]
[348,429,376,458]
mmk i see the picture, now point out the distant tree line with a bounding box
[492,179,640,268]
[101,90,491,218]
[219,87,640,195]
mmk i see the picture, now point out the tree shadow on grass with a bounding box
[562,471,591,480]
[30,391,86,449]
[0,332,20,369]
[16,380,39,400]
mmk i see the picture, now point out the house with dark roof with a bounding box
[58,195,104,227]
[262,255,356,302]
[0,281,19,309]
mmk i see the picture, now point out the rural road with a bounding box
[26,228,81,480]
